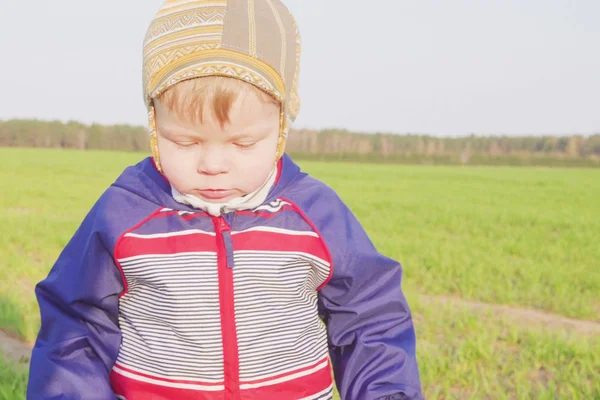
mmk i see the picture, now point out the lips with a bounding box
[197,189,235,200]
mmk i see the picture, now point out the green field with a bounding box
[0,355,26,400]
[1,147,599,399]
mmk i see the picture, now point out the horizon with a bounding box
[3,117,598,139]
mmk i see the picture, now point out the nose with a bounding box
[197,147,229,175]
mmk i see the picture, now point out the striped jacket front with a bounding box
[110,199,334,399]
[28,154,423,400]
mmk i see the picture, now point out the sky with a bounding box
[1,0,599,136]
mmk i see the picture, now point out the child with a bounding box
[27,1,422,399]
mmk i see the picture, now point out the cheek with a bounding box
[234,136,278,190]
[157,139,197,189]
[248,135,278,168]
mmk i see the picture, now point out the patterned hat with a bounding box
[143,0,302,170]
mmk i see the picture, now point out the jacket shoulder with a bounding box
[280,175,356,265]
[80,170,164,251]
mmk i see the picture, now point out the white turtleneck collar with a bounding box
[171,167,278,217]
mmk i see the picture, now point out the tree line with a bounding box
[1,119,599,167]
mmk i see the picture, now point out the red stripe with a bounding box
[110,370,225,400]
[117,233,217,259]
[109,359,332,400]
[182,212,209,220]
[280,198,334,290]
[240,357,328,385]
[113,207,163,297]
[113,363,223,386]
[213,217,241,400]
[241,358,332,400]
[151,210,181,218]
[233,230,329,262]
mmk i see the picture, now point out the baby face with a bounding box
[154,87,280,203]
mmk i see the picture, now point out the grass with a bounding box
[0,356,26,400]
[304,160,600,321]
[1,147,599,399]
[410,292,600,399]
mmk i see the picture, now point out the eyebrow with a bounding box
[159,128,198,139]
[229,132,266,142]
[159,125,272,141]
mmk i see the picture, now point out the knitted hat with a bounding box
[143,0,301,170]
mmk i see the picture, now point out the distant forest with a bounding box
[1,119,599,167]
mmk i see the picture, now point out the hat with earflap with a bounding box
[143,0,301,171]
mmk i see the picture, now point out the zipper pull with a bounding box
[218,217,235,270]
[217,216,230,232]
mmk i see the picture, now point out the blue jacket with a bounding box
[27,155,422,400]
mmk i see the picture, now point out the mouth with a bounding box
[197,189,236,200]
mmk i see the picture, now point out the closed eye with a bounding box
[234,142,258,150]
[175,142,197,148]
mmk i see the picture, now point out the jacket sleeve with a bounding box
[27,203,124,399]
[317,199,423,400]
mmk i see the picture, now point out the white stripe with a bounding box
[126,291,219,302]
[122,253,216,261]
[124,229,215,239]
[240,349,325,369]
[119,251,216,262]
[235,250,330,266]
[117,347,223,377]
[237,356,327,382]
[120,304,220,319]
[120,260,217,271]
[112,365,225,391]
[121,258,217,268]
[254,200,291,212]
[240,354,328,378]
[119,344,223,365]
[120,333,222,351]
[239,360,329,389]
[232,226,318,237]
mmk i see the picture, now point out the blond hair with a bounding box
[157,77,280,128]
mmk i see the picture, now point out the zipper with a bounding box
[219,217,235,269]
[213,215,240,400]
